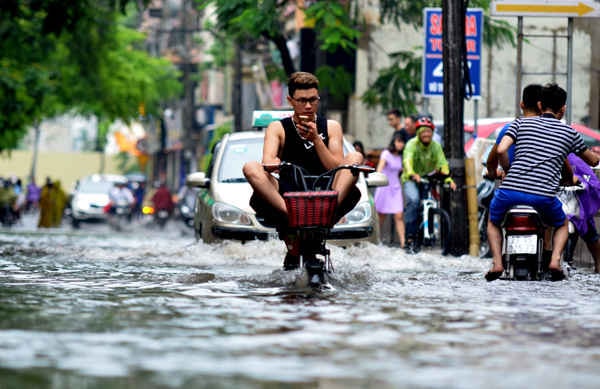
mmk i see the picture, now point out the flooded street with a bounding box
[2,215,600,388]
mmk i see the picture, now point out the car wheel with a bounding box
[72,218,80,229]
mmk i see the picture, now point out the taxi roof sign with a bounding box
[252,110,293,128]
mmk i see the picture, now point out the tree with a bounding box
[200,0,516,115]
[0,0,181,152]
[364,0,516,114]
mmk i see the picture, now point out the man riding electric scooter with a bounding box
[242,71,363,270]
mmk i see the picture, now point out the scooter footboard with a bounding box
[283,191,338,228]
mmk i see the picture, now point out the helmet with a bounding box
[477,178,495,205]
[415,116,434,131]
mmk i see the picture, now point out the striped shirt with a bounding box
[499,115,587,197]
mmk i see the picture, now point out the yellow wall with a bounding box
[0,150,121,192]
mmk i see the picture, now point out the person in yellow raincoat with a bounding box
[38,178,55,228]
[51,180,67,227]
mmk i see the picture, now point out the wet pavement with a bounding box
[1,213,600,388]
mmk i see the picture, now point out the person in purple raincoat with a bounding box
[563,154,600,272]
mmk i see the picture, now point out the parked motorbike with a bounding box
[501,205,546,280]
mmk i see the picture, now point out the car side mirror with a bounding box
[365,172,388,188]
[186,172,210,188]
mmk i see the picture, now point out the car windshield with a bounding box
[218,138,263,183]
[78,180,115,194]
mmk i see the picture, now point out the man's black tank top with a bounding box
[280,116,329,176]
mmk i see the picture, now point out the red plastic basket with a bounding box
[283,191,338,228]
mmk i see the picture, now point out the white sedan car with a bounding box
[186,130,387,244]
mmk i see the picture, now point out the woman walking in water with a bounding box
[374,132,406,248]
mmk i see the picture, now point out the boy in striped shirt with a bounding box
[485,83,600,281]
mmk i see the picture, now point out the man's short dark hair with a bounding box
[521,84,542,111]
[387,109,401,118]
[540,83,567,113]
[288,72,319,98]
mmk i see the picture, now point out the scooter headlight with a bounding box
[336,201,371,225]
[212,202,252,225]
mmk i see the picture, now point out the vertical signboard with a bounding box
[422,8,484,98]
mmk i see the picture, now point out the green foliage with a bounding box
[200,121,232,172]
[361,50,422,114]
[315,65,354,104]
[0,0,181,152]
[305,1,360,53]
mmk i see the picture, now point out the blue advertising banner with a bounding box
[422,8,483,98]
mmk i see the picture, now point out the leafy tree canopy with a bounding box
[0,0,182,152]
[200,0,515,116]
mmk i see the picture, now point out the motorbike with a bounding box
[263,162,381,289]
[500,205,546,281]
[558,183,585,269]
[177,187,198,228]
[106,199,133,231]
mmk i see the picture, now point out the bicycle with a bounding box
[417,172,452,256]
[263,161,380,288]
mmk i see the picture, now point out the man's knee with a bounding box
[344,151,363,165]
[244,161,266,184]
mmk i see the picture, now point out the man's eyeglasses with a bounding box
[291,96,320,105]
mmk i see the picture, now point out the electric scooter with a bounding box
[263,162,383,288]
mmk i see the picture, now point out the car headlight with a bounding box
[336,201,371,225]
[212,202,252,225]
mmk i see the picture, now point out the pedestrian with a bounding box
[485,83,600,281]
[51,180,67,227]
[26,177,41,212]
[374,132,406,248]
[353,140,376,168]
[396,114,418,143]
[38,177,55,228]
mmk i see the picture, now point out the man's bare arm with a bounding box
[312,120,345,170]
[579,148,600,167]
[485,144,500,178]
[261,122,283,166]
[496,134,514,155]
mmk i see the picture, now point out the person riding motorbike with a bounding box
[242,71,363,270]
[485,83,600,282]
[151,181,174,215]
[401,116,457,254]
[108,181,135,215]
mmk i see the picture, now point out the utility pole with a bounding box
[442,0,468,256]
[181,0,196,175]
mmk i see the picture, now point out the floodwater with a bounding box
[1,215,600,389]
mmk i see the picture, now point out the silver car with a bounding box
[186,130,387,244]
[70,174,128,228]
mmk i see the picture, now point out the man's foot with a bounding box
[549,268,566,281]
[485,264,504,282]
[484,270,503,282]
[283,253,300,270]
[405,240,417,255]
